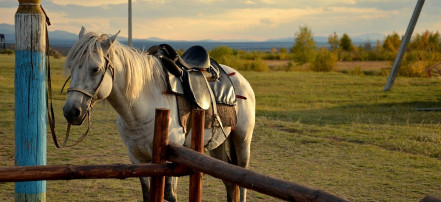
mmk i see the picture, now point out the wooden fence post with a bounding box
[15,0,47,201]
[150,109,170,202]
[189,109,205,202]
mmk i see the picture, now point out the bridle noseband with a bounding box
[52,54,115,148]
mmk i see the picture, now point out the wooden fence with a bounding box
[0,109,347,202]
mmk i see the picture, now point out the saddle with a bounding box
[147,44,237,133]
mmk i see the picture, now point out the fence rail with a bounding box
[0,163,189,182]
[0,108,348,202]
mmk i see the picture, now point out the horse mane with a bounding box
[64,32,166,102]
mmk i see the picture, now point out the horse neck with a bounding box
[105,47,166,129]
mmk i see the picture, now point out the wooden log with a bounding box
[150,109,170,202]
[0,163,189,182]
[167,142,348,202]
[420,195,441,202]
[189,109,205,202]
[15,0,47,201]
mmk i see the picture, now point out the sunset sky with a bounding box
[1,0,441,41]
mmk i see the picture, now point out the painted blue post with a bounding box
[14,0,47,201]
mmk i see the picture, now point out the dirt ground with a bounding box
[335,61,392,71]
[264,60,392,71]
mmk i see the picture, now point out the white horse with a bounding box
[62,27,255,202]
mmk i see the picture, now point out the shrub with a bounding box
[284,61,296,72]
[400,60,429,77]
[216,55,246,70]
[399,50,441,77]
[48,48,63,59]
[348,66,364,76]
[249,57,269,72]
[210,46,234,61]
[310,48,338,72]
[0,49,14,55]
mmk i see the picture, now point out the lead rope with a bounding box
[58,56,114,148]
[42,5,93,148]
[41,5,60,148]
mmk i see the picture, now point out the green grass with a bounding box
[1,54,441,201]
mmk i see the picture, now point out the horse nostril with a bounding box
[73,107,81,117]
[65,105,82,120]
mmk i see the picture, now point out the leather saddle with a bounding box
[147,44,219,80]
[181,45,211,70]
[147,44,235,110]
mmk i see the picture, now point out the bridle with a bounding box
[51,54,115,148]
[66,55,115,100]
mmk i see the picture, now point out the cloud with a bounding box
[0,8,15,25]
[0,0,17,8]
[49,0,129,7]
[3,0,441,41]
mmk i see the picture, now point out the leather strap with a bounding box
[67,87,94,98]
[40,6,61,148]
[201,71,232,163]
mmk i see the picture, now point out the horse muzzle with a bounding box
[63,100,88,125]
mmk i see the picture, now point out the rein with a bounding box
[40,6,62,148]
[51,54,115,148]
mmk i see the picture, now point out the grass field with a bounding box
[1,54,441,201]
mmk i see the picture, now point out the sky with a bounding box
[1,0,441,41]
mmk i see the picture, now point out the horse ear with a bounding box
[110,30,120,44]
[79,26,87,39]
[101,30,121,51]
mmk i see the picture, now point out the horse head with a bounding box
[63,27,119,125]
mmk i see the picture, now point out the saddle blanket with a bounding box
[176,95,237,131]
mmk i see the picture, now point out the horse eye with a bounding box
[91,67,100,73]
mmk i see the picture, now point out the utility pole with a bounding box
[384,0,425,91]
[128,0,133,47]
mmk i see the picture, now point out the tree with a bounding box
[383,32,401,52]
[310,47,338,72]
[375,40,383,52]
[363,39,372,51]
[409,30,441,51]
[328,32,339,51]
[290,25,317,65]
[339,33,353,51]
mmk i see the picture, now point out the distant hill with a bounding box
[0,23,78,46]
[0,23,384,52]
[49,30,77,41]
[0,23,14,43]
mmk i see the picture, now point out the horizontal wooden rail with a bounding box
[166,142,348,202]
[0,163,189,182]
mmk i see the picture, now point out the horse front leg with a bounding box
[164,176,178,202]
[139,177,150,201]
[140,176,177,202]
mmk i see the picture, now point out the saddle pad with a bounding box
[209,59,236,106]
[176,95,237,131]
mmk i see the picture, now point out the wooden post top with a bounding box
[18,0,41,4]
[16,0,43,14]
